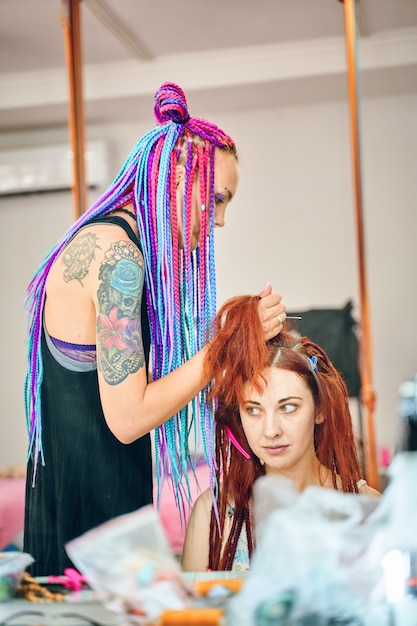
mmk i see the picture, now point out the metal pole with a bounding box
[61,0,87,219]
[340,0,379,489]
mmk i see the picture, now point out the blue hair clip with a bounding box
[309,356,318,372]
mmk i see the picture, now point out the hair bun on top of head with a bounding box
[154,82,190,125]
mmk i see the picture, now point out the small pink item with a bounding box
[226,427,251,459]
[380,446,391,469]
[48,567,87,591]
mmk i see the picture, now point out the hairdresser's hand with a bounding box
[258,282,286,340]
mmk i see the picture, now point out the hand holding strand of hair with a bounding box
[258,282,286,340]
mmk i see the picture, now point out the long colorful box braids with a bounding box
[24,82,237,512]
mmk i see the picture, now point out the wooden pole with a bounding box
[61,0,87,219]
[340,0,379,489]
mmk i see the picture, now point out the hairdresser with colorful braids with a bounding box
[23,83,285,576]
[181,295,380,573]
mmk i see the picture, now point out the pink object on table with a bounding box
[48,567,87,590]
[0,477,26,550]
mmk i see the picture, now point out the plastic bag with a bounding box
[227,475,387,625]
[66,505,192,624]
[0,552,34,602]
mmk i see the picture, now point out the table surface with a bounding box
[0,591,119,625]
[0,572,243,625]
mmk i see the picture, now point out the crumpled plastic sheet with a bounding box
[226,453,417,626]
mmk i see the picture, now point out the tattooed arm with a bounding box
[45,224,212,442]
[93,232,210,443]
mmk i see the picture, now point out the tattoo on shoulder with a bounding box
[96,240,145,385]
[62,232,101,285]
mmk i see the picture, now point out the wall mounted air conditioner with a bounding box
[0,141,108,196]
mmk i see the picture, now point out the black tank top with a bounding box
[24,214,152,576]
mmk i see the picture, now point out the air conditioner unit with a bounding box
[0,141,108,196]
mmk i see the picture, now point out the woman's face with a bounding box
[239,367,321,477]
[176,148,239,250]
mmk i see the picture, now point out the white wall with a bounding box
[1,92,416,471]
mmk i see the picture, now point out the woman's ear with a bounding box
[175,164,186,186]
[315,411,324,424]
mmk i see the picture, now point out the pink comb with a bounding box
[48,568,87,591]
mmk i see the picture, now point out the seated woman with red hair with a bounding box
[181,295,380,572]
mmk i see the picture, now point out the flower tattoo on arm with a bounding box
[96,240,145,385]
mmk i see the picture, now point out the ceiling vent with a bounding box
[0,141,108,196]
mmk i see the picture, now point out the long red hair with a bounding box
[204,295,362,570]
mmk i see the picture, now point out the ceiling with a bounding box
[0,0,417,133]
